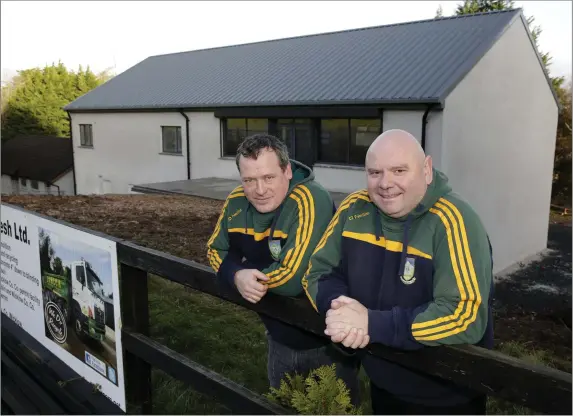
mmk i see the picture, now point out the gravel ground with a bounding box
[2,194,570,369]
[493,221,571,320]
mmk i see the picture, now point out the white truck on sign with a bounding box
[43,260,106,342]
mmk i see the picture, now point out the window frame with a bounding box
[160,126,183,155]
[79,124,93,147]
[349,118,383,165]
[218,115,381,166]
[75,265,86,285]
[220,118,269,157]
[317,117,382,166]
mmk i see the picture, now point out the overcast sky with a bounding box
[1,1,571,82]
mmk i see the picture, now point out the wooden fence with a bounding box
[1,204,572,415]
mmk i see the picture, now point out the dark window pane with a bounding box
[293,119,314,167]
[319,119,349,164]
[277,119,294,155]
[223,118,269,156]
[80,124,93,147]
[350,119,380,165]
[76,265,85,284]
[224,118,247,156]
[162,126,182,153]
[247,118,268,136]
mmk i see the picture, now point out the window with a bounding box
[318,118,381,165]
[80,124,93,147]
[161,126,182,154]
[319,119,350,164]
[30,180,39,190]
[75,265,86,285]
[350,119,381,165]
[222,118,268,157]
[20,178,27,187]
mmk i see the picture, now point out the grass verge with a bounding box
[485,340,570,415]
[144,275,267,414]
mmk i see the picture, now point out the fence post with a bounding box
[121,262,152,414]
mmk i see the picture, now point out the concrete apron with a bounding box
[131,177,349,207]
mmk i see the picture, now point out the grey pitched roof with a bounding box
[65,8,543,111]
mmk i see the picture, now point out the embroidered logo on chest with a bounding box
[400,257,417,285]
[228,208,242,221]
[269,239,282,261]
[348,211,370,221]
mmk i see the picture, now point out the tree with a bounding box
[52,257,64,275]
[455,0,515,14]
[435,5,444,18]
[38,229,55,274]
[552,81,572,206]
[265,364,363,415]
[450,1,565,87]
[1,62,111,141]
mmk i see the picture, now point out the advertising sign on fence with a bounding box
[0,204,126,411]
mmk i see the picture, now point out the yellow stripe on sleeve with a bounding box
[302,189,369,287]
[301,189,369,310]
[205,186,245,272]
[413,199,482,340]
[207,249,223,271]
[227,228,288,241]
[412,198,481,340]
[267,186,314,288]
[340,231,432,259]
[265,188,307,281]
[302,277,318,312]
[311,190,369,256]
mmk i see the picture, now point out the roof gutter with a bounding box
[421,104,438,151]
[64,98,442,113]
[67,111,78,195]
[178,110,191,180]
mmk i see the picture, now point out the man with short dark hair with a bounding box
[303,129,494,414]
[207,134,359,400]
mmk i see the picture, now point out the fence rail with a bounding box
[118,239,572,415]
[1,312,121,415]
[1,203,571,415]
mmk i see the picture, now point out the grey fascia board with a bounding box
[63,97,443,113]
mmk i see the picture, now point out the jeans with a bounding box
[370,383,487,415]
[266,332,361,405]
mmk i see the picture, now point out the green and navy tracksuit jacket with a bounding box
[207,160,336,349]
[302,169,494,405]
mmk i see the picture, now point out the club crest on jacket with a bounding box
[400,257,416,285]
[269,239,282,261]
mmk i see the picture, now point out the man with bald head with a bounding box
[303,129,494,414]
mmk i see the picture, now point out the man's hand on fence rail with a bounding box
[234,269,269,304]
[325,296,370,348]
